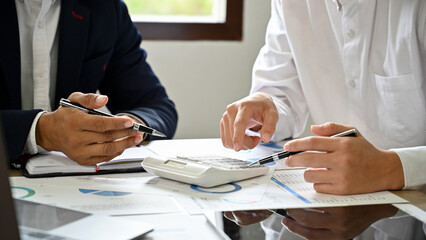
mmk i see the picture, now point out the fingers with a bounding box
[220,111,233,149]
[303,168,335,183]
[72,135,143,165]
[83,115,134,132]
[68,92,109,109]
[83,128,141,144]
[285,152,336,168]
[220,92,278,151]
[310,122,355,137]
[259,109,277,143]
[284,136,353,153]
[232,106,251,151]
[242,135,262,150]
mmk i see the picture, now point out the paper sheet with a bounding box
[10,176,180,215]
[172,169,408,214]
[11,168,273,203]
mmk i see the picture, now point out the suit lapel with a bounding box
[1,0,22,108]
[55,0,90,108]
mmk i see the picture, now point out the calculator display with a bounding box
[165,160,187,168]
[176,155,256,169]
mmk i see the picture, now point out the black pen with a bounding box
[247,128,358,167]
[59,98,167,138]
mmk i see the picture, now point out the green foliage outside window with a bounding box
[123,0,214,16]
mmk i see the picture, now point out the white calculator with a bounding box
[142,155,269,187]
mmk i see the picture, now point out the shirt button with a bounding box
[38,22,44,28]
[347,30,354,39]
[349,79,356,88]
[36,70,45,78]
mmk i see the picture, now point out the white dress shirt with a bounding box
[251,0,426,190]
[15,0,60,154]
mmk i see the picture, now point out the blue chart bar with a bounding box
[79,188,131,196]
[271,177,312,204]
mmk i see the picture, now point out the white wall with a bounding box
[142,0,271,139]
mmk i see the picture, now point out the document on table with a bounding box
[10,176,181,215]
[172,169,408,214]
[10,168,274,204]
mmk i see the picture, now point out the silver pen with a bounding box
[59,98,166,138]
[247,128,358,167]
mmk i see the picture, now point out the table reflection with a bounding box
[224,205,426,240]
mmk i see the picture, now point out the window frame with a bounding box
[133,0,243,41]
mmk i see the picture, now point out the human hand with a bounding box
[224,210,273,226]
[284,122,404,195]
[220,92,278,151]
[282,205,398,240]
[36,92,143,165]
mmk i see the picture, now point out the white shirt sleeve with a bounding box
[250,0,309,143]
[24,111,47,155]
[393,146,426,191]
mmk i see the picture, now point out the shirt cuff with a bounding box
[24,111,47,155]
[392,146,426,191]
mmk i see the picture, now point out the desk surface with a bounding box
[223,204,425,239]
[9,168,426,240]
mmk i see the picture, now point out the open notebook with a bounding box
[22,146,157,177]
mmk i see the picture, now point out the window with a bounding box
[123,0,243,41]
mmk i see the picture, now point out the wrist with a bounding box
[36,112,54,151]
[381,150,405,190]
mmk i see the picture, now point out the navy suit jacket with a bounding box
[0,0,178,165]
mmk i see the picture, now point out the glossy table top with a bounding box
[222,204,426,239]
[10,168,426,239]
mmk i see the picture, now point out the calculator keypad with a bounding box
[176,155,259,169]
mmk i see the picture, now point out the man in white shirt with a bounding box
[0,0,178,166]
[221,0,426,194]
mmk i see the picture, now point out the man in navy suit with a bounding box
[0,0,178,166]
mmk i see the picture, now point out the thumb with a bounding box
[68,92,108,109]
[311,122,354,137]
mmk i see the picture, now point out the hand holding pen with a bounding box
[277,123,404,195]
[36,93,153,165]
[248,128,358,167]
[59,98,166,138]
